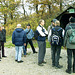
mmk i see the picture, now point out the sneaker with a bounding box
[38,63,44,66]
[33,51,38,54]
[24,55,26,57]
[56,65,63,69]
[52,65,55,67]
[18,60,24,63]
[15,60,17,62]
[60,56,62,58]
[66,69,71,74]
[2,56,7,57]
[73,70,75,73]
[42,61,46,64]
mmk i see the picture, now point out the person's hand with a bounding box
[63,46,66,49]
[24,43,26,46]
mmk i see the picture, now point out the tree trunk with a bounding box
[4,14,7,25]
[10,12,13,20]
[48,5,51,14]
[36,4,38,14]
[60,0,62,12]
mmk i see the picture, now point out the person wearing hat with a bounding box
[24,24,37,55]
[12,24,26,63]
[48,19,57,59]
[64,17,75,74]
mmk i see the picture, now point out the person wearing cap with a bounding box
[24,24,37,54]
[64,17,75,74]
[12,24,26,63]
[48,19,57,59]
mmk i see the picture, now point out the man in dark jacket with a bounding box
[64,17,75,74]
[12,24,26,63]
[50,20,64,68]
[0,25,7,59]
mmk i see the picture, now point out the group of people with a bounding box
[12,18,75,74]
[0,18,75,74]
[0,25,7,61]
[48,17,75,74]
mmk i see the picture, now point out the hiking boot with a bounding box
[66,69,71,74]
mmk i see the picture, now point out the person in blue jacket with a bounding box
[24,24,37,55]
[12,24,26,63]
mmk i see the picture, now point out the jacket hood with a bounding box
[15,28,23,32]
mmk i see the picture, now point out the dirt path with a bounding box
[0,47,74,75]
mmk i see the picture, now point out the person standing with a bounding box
[48,19,57,59]
[37,19,48,66]
[12,24,26,63]
[24,24,37,55]
[0,25,7,61]
[64,17,75,74]
[50,20,64,68]
[1,26,7,57]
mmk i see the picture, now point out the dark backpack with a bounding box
[34,30,39,40]
[51,28,62,45]
[0,31,3,41]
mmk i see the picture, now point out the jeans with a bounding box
[51,45,61,66]
[15,46,23,61]
[67,49,75,71]
[23,45,26,55]
[37,41,46,64]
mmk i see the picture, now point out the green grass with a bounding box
[5,36,51,48]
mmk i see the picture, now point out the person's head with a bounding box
[51,19,57,25]
[55,20,60,26]
[27,24,30,29]
[39,19,45,26]
[17,24,21,28]
[69,17,75,23]
[0,25,2,31]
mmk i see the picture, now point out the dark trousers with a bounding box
[51,45,61,66]
[67,49,75,71]
[25,39,36,53]
[0,42,5,58]
[37,41,46,63]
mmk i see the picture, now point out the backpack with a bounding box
[34,30,39,40]
[69,26,75,44]
[0,31,3,41]
[51,27,62,45]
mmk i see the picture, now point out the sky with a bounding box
[17,0,35,15]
